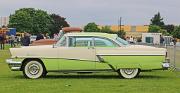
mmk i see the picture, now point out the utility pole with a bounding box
[118,17,122,31]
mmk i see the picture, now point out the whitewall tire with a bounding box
[23,60,45,79]
[119,68,140,79]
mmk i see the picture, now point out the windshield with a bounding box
[55,35,66,47]
[116,37,130,46]
[54,30,64,41]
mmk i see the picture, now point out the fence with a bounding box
[136,43,180,71]
[166,45,180,71]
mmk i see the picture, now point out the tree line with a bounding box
[8,8,180,39]
[8,8,69,36]
[84,22,126,39]
[84,12,180,39]
[149,12,180,39]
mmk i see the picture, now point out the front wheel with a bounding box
[23,60,45,79]
[119,68,140,79]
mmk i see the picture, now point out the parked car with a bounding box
[30,39,57,46]
[6,32,170,79]
[30,35,37,43]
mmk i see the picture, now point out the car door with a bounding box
[94,37,119,70]
[58,36,96,70]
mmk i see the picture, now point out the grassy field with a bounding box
[0,45,180,93]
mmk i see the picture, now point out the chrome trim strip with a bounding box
[6,59,22,71]
[97,54,165,56]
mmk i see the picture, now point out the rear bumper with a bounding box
[6,59,22,71]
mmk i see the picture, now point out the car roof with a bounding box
[65,32,117,39]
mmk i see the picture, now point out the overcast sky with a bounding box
[0,0,180,26]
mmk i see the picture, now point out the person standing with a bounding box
[17,36,21,46]
[0,34,5,50]
[53,33,58,40]
[0,34,3,50]
[10,35,16,47]
[160,35,164,46]
[45,33,50,39]
[36,33,44,41]
[172,38,177,46]
[129,36,134,44]
[22,33,30,46]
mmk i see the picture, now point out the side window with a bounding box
[94,37,117,47]
[69,37,93,47]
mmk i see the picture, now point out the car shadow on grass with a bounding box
[44,74,167,79]
[45,74,119,79]
[11,74,169,79]
[137,75,168,79]
[11,74,167,79]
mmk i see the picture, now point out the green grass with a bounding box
[0,44,11,63]
[1,45,180,93]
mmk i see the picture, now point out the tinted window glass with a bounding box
[94,37,117,47]
[69,37,93,47]
[116,37,130,46]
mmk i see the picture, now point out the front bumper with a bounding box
[6,59,22,71]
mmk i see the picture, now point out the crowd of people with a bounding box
[1,32,178,50]
[0,32,30,50]
[0,32,52,50]
[126,36,138,44]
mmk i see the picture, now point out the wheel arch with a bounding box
[20,58,46,71]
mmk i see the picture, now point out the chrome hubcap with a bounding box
[123,69,135,75]
[28,63,40,75]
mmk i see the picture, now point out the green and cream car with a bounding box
[6,32,170,79]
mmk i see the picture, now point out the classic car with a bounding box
[6,32,170,79]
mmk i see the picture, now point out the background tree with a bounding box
[49,14,70,35]
[84,23,126,39]
[100,26,112,33]
[172,26,180,39]
[164,24,175,34]
[150,12,165,28]
[159,29,169,36]
[148,25,161,33]
[149,13,175,36]
[9,8,52,34]
[84,22,100,32]
[116,30,126,39]
[100,25,126,39]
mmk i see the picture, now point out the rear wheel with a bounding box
[23,60,46,79]
[119,68,140,79]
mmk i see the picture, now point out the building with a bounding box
[0,17,9,27]
[142,33,162,44]
[98,25,149,38]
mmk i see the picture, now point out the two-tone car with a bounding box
[6,32,170,79]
